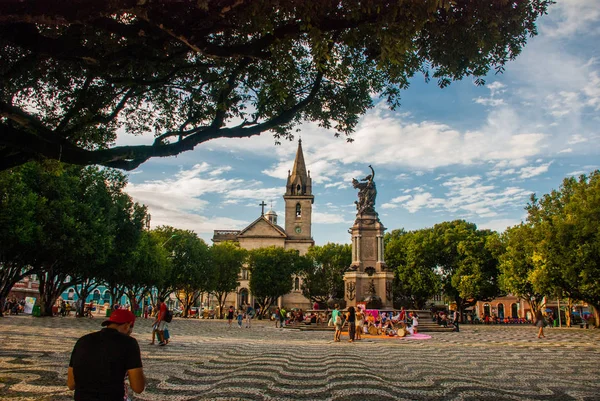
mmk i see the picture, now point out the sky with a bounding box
[120,1,600,246]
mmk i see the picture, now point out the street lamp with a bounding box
[161,234,178,248]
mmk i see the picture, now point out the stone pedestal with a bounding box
[343,212,394,308]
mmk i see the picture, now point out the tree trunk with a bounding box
[216,291,230,319]
[74,279,98,317]
[0,262,37,317]
[591,303,599,328]
[37,264,74,317]
[565,298,573,327]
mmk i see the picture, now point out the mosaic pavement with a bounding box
[1,315,599,401]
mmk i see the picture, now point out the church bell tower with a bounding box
[284,139,314,241]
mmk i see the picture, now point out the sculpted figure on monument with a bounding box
[352,165,377,214]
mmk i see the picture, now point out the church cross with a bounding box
[259,201,267,215]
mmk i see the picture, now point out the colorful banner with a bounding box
[24,297,36,314]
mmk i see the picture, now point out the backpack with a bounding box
[164,309,173,323]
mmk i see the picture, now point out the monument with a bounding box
[344,165,394,309]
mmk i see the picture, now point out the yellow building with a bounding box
[212,139,314,310]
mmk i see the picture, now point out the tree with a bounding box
[430,220,502,318]
[248,246,302,315]
[98,189,148,310]
[0,1,551,170]
[210,241,246,319]
[300,243,351,306]
[385,229,441,309]
[0,163,42,316]
[171,230,212,318]
[149,226,180,303]
[498,223,547,320]
[526,171,600,327]
[0,161,146,316]
[122,229,166,314]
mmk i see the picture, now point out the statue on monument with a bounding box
[352,165,377,214]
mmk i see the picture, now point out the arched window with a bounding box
[294,277,300,291]
[241,268,249,280]
[296,184,301,194]
[484,303,491,317]
[67,288,75,300]
[497,303,505,319]
[511,303,519,318]
[92,289,101,302]
[239,288,248,306]
[296,203,302,218]
[103,291,111,304]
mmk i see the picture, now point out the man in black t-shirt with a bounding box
[68,309,146,400]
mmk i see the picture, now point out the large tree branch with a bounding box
[0,71,323,170]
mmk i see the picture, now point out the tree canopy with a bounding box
[385,229,441,309]
[0,0,551,170]
[300,243,351,305]
[248,246,303,314]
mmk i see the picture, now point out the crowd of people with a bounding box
[3,297,25,315]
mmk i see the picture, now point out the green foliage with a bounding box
[300,243,351,304]
[0,1,551,170]
[210,241,246,318]
[424,220,501,311]
[498,223,545,312]
[248,246,303,313]
[385,229,440,309]
[0,161,147,315]
[526,171,600,320]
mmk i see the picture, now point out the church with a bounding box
[212,139,314,310]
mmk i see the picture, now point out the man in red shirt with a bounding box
[153,298,168,346]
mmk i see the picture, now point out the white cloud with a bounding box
[478,219,523,233]
[474,97,506,107]
[540,0,600,39]
[518,162,553,179]
[568,134,588,145]
[312,212,349,224]
[390,195,412,203]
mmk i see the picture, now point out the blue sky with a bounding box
[120,1,600,246]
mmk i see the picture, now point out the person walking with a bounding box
[245,303,254,328]
[274,307,280,328]
[535,309,546,339]
[332,304,342,342]
[153,298,168,346]
[227,305,235,328]
[355,308,364,340]
[279,307,286,328]
[453,309,460,332]
[68,309,146,400]
[346,306,356,343]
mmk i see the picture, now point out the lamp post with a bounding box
[161,234,178,248]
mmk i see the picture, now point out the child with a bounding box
[412,312,419,334]
[237,310,244,328]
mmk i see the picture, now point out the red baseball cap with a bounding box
[101,309,136,327]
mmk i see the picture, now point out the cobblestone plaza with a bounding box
[1,316,599,401]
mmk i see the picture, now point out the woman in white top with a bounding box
[411,313,419,334]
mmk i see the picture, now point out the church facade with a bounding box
[212,139,314,311]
